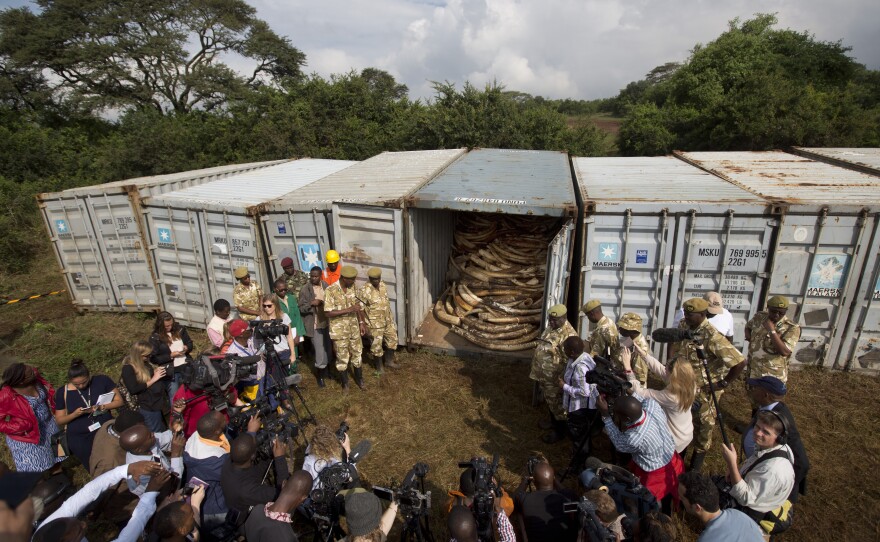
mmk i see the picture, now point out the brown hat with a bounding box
[367,267,381,279]
[280,257,294,268]
[767,295,790,309]
[617,313,642,332]
[233,266,249,279]
[581,300,601,313]
[340,265,358,279]
[683,298,709,313]
[703,292,723,315]
[548,304,567,317]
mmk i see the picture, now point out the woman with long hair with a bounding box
[54,359,124,467]
[254,293,297,400]
[620,345,697,453]
[0,362,64,472]
[302,424,351,492]
[122,340,168,433]
[149,311,194,402]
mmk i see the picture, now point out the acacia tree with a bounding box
[0,0,305,114]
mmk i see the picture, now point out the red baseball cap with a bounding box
[229,319,249,338]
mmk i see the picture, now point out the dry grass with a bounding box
[2,262,879,541]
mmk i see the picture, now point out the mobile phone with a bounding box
[151,456,161,463]
[181,486,195,496]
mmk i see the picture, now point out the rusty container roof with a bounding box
[408,148,576,217]
[572,156,771,214]
[264,149,466,211]
[676,150,880,211]
[791,147,880,176]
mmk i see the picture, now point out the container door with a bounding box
[543,218,575,319]
[837,215,880,372]
[145,206,212,328]
[85,193,160,311]
[39,196,117,309]
[201,210,266,328]
[767,211,872,368]
[667,211,777,349]
[261,210,332,281]
[331,204,407,344]
[580,210,674,356]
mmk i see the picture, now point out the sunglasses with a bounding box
[262,304,275,308]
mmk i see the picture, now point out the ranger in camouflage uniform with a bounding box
[671,298,746,471]
[324,265,367,391]
[280,257,310,299]
[582,300,620,365]
[359,267,400,373]
[232,266,262,322]
[745,295,800,384]
[616,312,650,386]
[530,304,578,444]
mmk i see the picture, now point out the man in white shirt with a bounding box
[120,425,185,494]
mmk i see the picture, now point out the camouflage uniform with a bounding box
[530,320,578,420]
[233,282,263,322]
[281,270,310,299]
[324,282,363,371]
[359,281,398,357]
[671,318,745,453]
[745,313,800,383]
[587,316,620,365]
[629,333,651,386]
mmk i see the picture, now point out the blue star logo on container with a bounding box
[158,227,172,243]
[55,219,68,233]
[298,243,322,271]
[598,242,620,261]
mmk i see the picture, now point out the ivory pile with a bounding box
[433,213,554,351]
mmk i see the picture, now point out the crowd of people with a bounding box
[0,242,811,542]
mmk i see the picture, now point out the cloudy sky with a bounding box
[3,0,879,100]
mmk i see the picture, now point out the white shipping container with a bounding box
[141,159,357,328]
[37,160,289,312]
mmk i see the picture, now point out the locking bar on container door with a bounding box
[314,209,330,255]
[794,208,827,326]
[751,217,779,314]
[287,209,301,270]
[186,208,210,325]
[164,206,195,326]
[842,215,880,371]
[676,210,699,315]
[617,209,633,317]
[96,193,140,310]
[62,201,111,308]
[578,216,596,336]
[716,210,735,293]
[829,209,871,368]
[649,209,669,338]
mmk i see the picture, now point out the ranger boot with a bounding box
[373,353,384,374]
[383,349,400,369]
[339,370,350,392]
[689,451,706,472]
[354,367,366,390]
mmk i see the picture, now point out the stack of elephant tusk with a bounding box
[433,213,555,351]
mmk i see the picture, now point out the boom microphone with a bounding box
[651,328,697,343]
[583,457,639,485]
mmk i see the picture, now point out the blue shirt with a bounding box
[698,509,764,542]
[602,393,674,472]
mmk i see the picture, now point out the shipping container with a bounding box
[405,149,577,360]
[790,148,880,373]
[572,156,777,354]
[676,151,880,371]
[260,149,468,345]
[140,159,357,328]
[37,160,289,312]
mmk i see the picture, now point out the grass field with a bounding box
[2,254,879,541]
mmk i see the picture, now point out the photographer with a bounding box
[171,367,241,439]
[221,424,291,524]
[226,319,263,401]
[678,472,763,542]
[342,488,399,541]
[446,467,516,542]
[182,411,232,531]
[120,424,185,485]
[151,485,206,542]
[513,460,578,542]
[244,470,313,542]
[303,424,351,492]
[719,411,794,533]
[597,393,683,508]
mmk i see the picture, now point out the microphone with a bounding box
[348,439,372,464]
[583,457,639,485]
[651,328,697,343]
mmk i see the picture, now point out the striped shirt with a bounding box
[562,353,598,412]
[602,393,675,472]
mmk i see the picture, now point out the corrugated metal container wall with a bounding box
[790,148,880,373]
[261,149,467,345]
[406,149,577,359]
[37,160,289,312]
[677,151,880,371]
[141,159,357,328]
[573,157,776,354]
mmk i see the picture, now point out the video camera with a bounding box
[586,356,632,399]
[458,456,501,542]
[580,457,658,538]
[175,353,260,411]
[249,318,289,343]
[372,463,432,516]
[227,374,306,458]
[562,498,617,542]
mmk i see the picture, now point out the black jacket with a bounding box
[221,455,290,526]
[149,328,194,369]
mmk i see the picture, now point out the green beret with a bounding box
[581,299,601,313]
[617,312,643,332]
[367,267,382,279]
[548,304,567,317]
[233,266,249,279]
[683,298,709,313]
[767,295,790,309]
[340,265,358,279]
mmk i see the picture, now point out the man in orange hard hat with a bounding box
[323,250,341,285]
